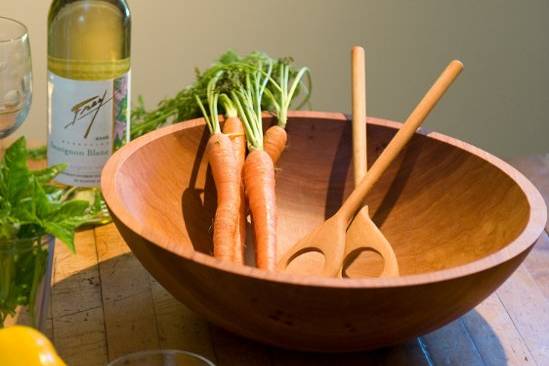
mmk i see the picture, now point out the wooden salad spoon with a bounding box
[342,46,399,278]
[277,59,464,277]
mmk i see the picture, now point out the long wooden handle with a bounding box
[352,46,367,185]
[339,59,464,221]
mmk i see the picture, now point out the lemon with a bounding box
[0,326,66,366]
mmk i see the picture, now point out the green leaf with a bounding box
[32,163,67,184]
[44,199,90,253]
[44,221,76,253]
[218,49,240,64]
[31,177,55,219]
[2,137,33,204]
[4,137,28,171]
[51,200,89,220]
[27,145,47,161]
[43,185,65,202]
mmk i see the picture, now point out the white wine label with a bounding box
[47,71,130,187]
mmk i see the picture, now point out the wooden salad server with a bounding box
[342,46,399,277]
[277,59,464,277]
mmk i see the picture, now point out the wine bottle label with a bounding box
[47,71,130,187]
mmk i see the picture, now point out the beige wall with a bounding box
[1,0,548,157]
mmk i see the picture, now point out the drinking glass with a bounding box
[108,350,216,366]
[0,235,55,329]
[0,16,32,140]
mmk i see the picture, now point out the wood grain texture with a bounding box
[351,45,367,184]
[524,233,549,302]
[95,223,160,361]
[496,262,549,364]
[101,111,546,352]
[511,154,549,232]
[149,279,216,360]
[52,232,108,366]
[463,293,534,365]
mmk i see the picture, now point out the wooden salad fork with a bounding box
[342,46,399,278]
[277,59,464,277]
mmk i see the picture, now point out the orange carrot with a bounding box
[263,63,310,164]
[222,115,246,264]
[231,62,277,270]
[195,76,242,263]
[243,149,277,270]
[263,125,287,164]
[205,133,240,261]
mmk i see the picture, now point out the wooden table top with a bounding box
[45,154,549,366]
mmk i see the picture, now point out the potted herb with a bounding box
[0,137,94,329]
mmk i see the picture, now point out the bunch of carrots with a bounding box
[195,56,310,271]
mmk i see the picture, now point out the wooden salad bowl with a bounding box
[101,111,547,352]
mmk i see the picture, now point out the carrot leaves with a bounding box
[195,71,223,135]
[131,50,311,139]
[231,61,273,151]
[264,63,311,128]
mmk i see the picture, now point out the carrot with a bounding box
[220,95,246,264]
[232,61,277,270]
[195,74,240,262]
[205,133,239,261]
[263,63,311,164]
[243,149,276,269]
[263,125,287,164]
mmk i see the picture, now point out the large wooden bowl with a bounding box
[101,111,547,352]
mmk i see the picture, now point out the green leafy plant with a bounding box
[130,50,311,139]
[0,137,96,326]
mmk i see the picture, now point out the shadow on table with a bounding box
[209,309,508,366]
[49,252,508,366]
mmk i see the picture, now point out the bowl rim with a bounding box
[102,111,547,289]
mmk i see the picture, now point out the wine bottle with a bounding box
[47,0,131,188]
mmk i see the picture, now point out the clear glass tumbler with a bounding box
[0,235,54,329]
[108,350,216,366]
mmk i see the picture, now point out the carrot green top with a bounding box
[264,63,310,129]
[195,71,223,135]
[231,61,273,151]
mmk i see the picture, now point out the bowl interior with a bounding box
[114,114,530,276]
